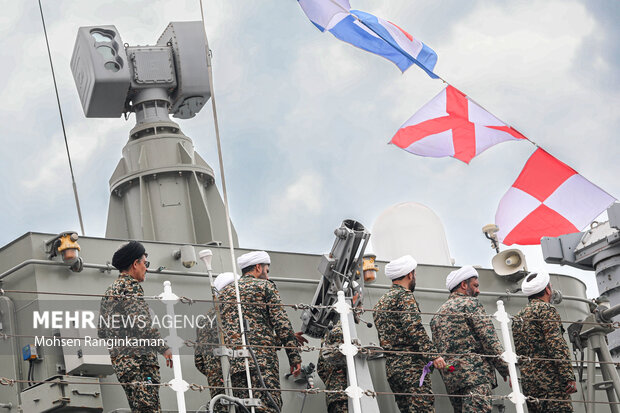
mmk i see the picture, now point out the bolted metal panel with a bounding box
[127,46,175,85]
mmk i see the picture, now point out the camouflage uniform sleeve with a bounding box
[401,293,437,358]
[97,291,113,339]
[125,282,170,355]
[468,299,509,378]
[264,281,302,367]
[542,306,575,384]
[194,323,210,375]
[322,323,345,366]
[98,281,122,339]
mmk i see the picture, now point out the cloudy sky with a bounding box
[0,0,618,297]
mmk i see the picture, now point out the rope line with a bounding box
[2,377,618,406]
[1,288,613,328]
[37,0,85,236]
[0,377,169,387]
[2,332,617,366]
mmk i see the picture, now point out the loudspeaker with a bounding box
[492,249,528,280]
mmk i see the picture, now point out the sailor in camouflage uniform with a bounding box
[373,255,446,413]
[430,266,509,413]
[317,319,348,413]
[219,251,302,413]
[512,271,576,413]
[98,241,172,413]
[194,272,238,413]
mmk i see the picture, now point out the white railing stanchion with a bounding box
[335,291,362,413]
[495,300,525,413]
[160,280,189,413]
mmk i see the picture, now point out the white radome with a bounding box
[371,202,453,265]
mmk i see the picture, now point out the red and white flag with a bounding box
[496,149,616,245]
[390,86,527,163]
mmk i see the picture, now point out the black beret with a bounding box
[112,241,146,271]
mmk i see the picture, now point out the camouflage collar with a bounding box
[118,273,139,284]
[449,291,468,298]
[391,284,406,291]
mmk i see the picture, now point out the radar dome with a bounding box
[371,202,453,265]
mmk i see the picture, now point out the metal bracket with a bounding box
[239,398,263,408]
[212,346,233,358]
[216,397,262,408]
[233,349,250,358]
[593,380,614,391]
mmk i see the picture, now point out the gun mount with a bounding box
[542,203,620,360]
[300,219,369,339]
[567,298,620,408]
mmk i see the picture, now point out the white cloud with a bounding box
[265,172,324,218]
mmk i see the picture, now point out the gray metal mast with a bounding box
[70,22,237,246]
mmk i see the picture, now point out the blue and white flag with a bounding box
[298,0,438,77]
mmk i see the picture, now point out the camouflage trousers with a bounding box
[387,368,435,413]
[524,389,573,413]
[522,373,573,413]
[232,368,282,413]
[116,364,161,412]
[321,366,348,412]
[448,383,492,413]
[328,399,348,413]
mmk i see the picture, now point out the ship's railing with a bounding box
[2,287,616,329]
[0,260,596,308]
[1,376,618,405]
[1,281,619,412]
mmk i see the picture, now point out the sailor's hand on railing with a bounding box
[164,349,173,368]
[566,381,577,394]
[290,363,301,377]
[295,332,308,345]
[433,357,446,369]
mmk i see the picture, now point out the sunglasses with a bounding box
[136,258,150,268]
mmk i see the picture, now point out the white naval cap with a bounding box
[237,250,271,270]
[446,265,478,291]
[213,272,238,292]
[521,271,550,296]
[385,255,417,280]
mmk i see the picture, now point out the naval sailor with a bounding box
[218,250,303,413]
[430,265,509,413]
[373,255,446,413]
[98,241,173,412]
